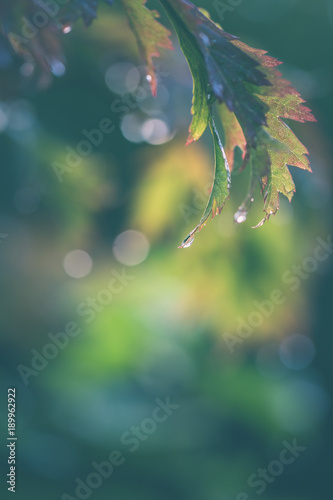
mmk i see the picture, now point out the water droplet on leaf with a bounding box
[62,24,72,34]
[178,234,195,249]
[199,33,210,47]
[234,196,254,224]
[234,209,248,224]
[146,74,152,82]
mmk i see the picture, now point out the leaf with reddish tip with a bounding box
[257,98,313,223]
[225,34,316,227]
[121,0,173,96]
[241,92,315,227]
[258,94,316,123]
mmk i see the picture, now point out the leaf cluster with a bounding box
[0,0,316,247]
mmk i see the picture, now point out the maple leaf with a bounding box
[159,0,316,246]
[121,0,173,96]
[230,42,316,227]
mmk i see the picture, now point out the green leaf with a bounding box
[159,0,211,143]
[121,0,173,96]
[159,0,315,241]
[227,38,315,225]
[179,117,231,248]
[160,0,271,143]
[254,95,313,226]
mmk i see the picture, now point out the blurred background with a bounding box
[0,0,332,499]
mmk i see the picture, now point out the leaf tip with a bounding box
[185,135,194,146]
[178,234,195,249]
[252,217,267,229]
[146,73,157,96]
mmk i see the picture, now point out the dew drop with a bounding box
[199,33,210,47]
[179,235,195,249]
[62,24,72,34]
[234,209,248,224]
[146,74,152,83]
